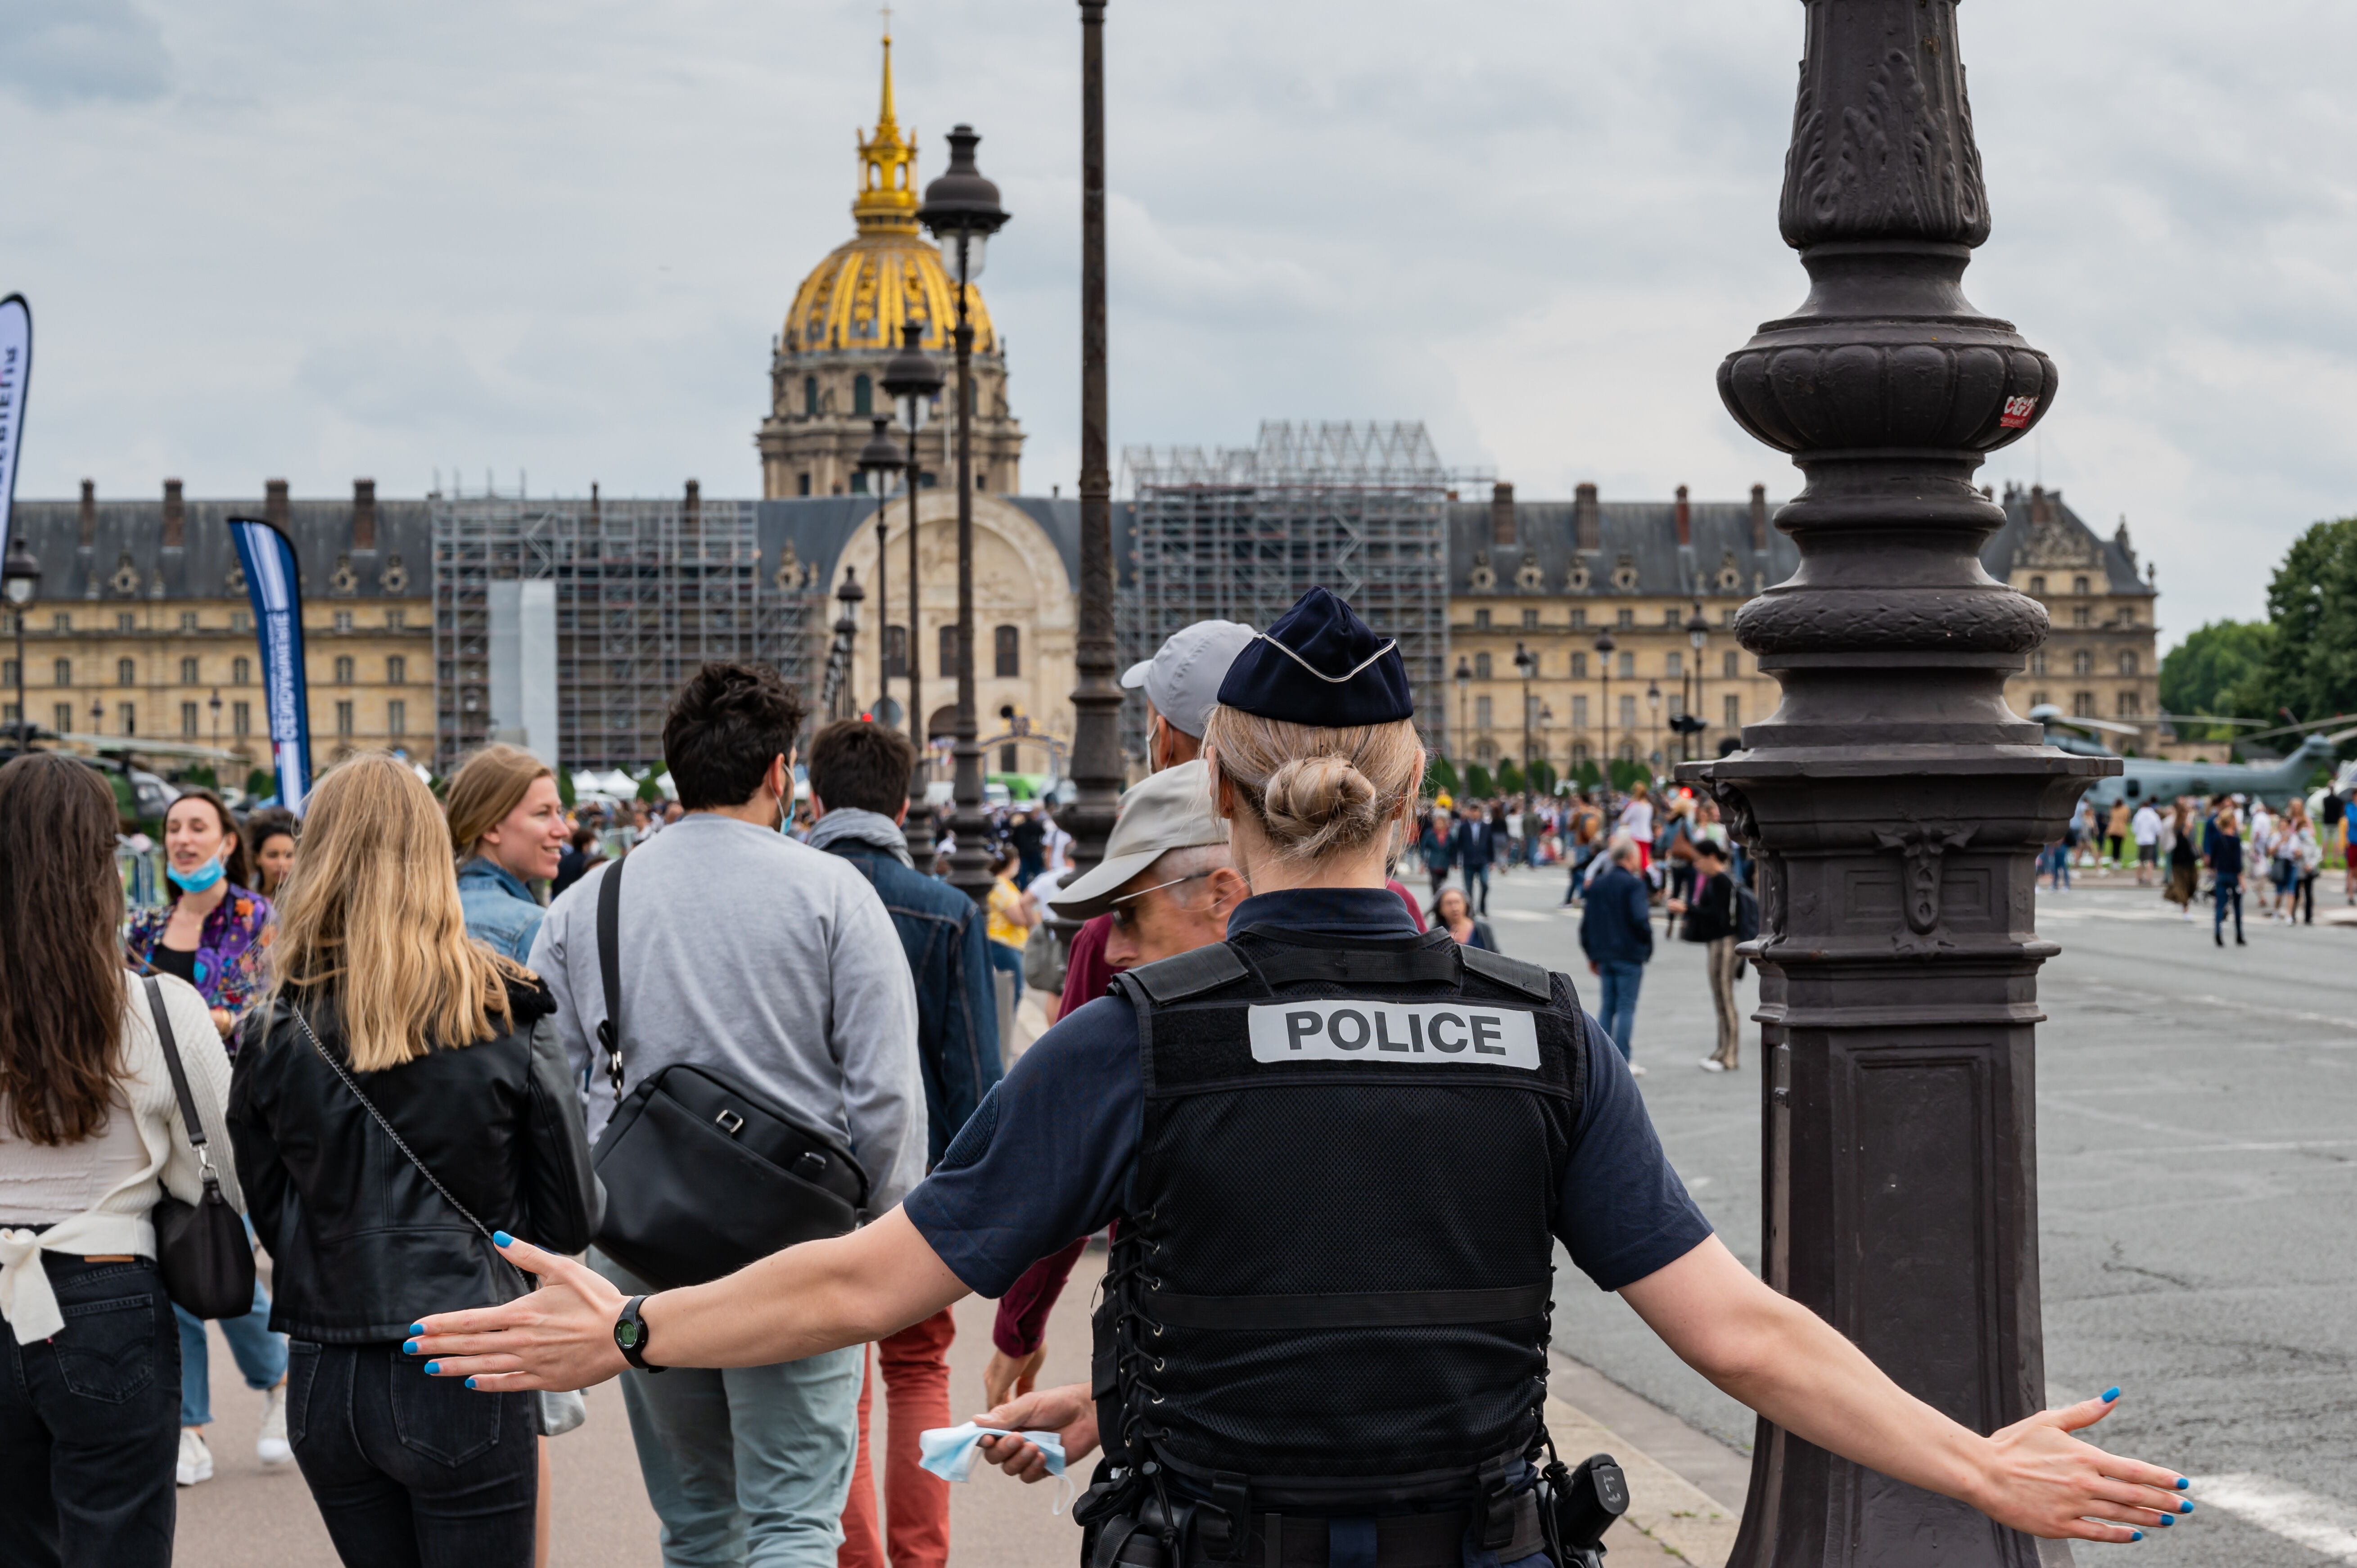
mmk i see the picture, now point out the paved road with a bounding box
[1467,857,2357,1568]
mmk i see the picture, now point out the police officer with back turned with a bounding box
[414,588,2197,1566]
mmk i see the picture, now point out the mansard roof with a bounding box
[9,496,431,603]
[1443,498,1802,598]
[1979,483,2153,596]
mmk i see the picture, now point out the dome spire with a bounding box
[853,14,919,235]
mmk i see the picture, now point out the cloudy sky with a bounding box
[5,0,2355,643]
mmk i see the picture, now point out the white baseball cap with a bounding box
[1121,620,1257,741]
[1048,759,1229,920]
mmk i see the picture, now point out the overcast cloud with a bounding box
[5,0,2355,643]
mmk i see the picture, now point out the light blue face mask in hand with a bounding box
[918,1423,1071,1512]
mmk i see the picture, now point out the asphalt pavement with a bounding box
[1470,856,2357,1568]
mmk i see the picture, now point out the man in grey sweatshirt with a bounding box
[528,662,922,1567]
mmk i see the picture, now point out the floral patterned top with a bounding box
[124,885,275,1029]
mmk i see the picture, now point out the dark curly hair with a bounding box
[662,662,808,811]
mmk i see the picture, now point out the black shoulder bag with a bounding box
[145,977,259,1320]
[586,855,871,1290]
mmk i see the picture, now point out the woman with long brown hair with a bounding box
[0,752,243,1568]
[228,754,596,1568]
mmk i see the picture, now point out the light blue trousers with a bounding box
[592,1251,863,1568]
[174,1273,286,1427]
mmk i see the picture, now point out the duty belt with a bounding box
[1099,1491,1548,1568]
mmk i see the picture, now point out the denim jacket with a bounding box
[457,858,546,963]
[819,841,1002,1165]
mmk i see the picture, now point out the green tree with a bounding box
[1466,762,1495,799]
[1424,754,1461,799]
[1496,757,1526,794]
[2158,619,2275,740]
[1528,759,1559,795]
[2252,516,2357,724]
[637,769,667,803]
[244,767,275,799]
[1573,759,1603,790]
[557,767,577,809]
[1608,757,1650,792]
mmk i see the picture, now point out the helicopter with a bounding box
[2028,705,2357,810]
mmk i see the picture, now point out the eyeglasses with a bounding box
[1107,870,1215,931]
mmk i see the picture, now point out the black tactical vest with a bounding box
[1089,924,1587,1529]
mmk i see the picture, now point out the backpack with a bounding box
[1734,883,1760,943]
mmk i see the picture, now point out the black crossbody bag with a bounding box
[586,855,870,1290]
[144,977,259,1320]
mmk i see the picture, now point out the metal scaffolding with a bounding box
[1119,421,1477,762]
[432,496,822,772]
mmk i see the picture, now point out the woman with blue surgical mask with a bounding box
[122,786,290,1487]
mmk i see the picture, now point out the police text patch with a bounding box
[1246,1001,1540,1069]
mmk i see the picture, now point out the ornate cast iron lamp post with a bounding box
[1683,5,2104,1565]
[1453,656,1471,767]
[1594,626,1616,806]
[1064,0,1124,898]
[855,414,902,712]
[3,533,36,748]
[883,325,944,865]
[1686,599,1711,762]
[918,125,1009,907]
[1513,641,1536,791]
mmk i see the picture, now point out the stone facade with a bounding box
[1984,482,2160,730]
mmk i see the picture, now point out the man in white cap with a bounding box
[982,759,1246,1406]
[1050,621,1258,1022]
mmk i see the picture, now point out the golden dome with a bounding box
[782,30,993,357]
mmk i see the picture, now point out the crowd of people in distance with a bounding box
[2039,789,2350,944]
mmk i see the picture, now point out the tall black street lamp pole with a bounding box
[1513,641,1535,792]
[883,326,944,865]
[919,125,1010,908]
[1063,0,1124,901]
[2,534,36,749]
[1682,5,2100,1565]
[856,415,902,707]
[208,688,222,757]
[1686,599,1710,762]
[1645,680,1661,780]
[1594,627,1615,804]
[1453,656,1471,769]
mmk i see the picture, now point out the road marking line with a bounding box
[2198,1472,2357,1563]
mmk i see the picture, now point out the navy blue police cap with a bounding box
[1214,586,1415,726]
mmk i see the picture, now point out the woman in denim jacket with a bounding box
[444,746,571,964]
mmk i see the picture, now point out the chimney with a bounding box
[352,478,377,551]
[1490,482,1515,545]
[684,479,700,522]
[162,479,185,548]
[2028,483,2050,526]
[79,479,95,546]
[1749,483,1769,550]
[591,481,601,523]
[1574,482,1600,551]
[265,479,289,529]
[1675,484,1691,546]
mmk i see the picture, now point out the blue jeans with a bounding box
[1594,960,1644,1060]
[176,1270,286,1426]
[593,1252,862,1567]
[988,940,1024,1005]
[2214,874,2243,941]
[1461,861,1490,914]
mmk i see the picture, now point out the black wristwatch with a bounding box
[614,1294,664,1374]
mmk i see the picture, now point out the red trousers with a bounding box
[838,1307,956,1568]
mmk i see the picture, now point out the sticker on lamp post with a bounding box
[1999,395,2040,430]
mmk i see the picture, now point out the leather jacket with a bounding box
[228,971,599,1343]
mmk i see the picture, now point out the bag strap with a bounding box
[143,975,222,1185]
[596,856,625,1101]
[290,1005,526,1289]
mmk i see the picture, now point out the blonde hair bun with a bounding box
[1260,754,1382,858]
[1200,706,1423,865]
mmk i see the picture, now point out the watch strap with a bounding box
[615,1294,664,1374]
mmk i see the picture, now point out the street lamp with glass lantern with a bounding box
[918,123,1010,908]
[1593,628,1616,801]
[829,568,865,722]
[1513,641,1536,797]
[2,533,37,749]
[1452,656,1471,772]
[1684,599,1711,762]
[855,413,903,707]
[208,688,222,756]
[1646,680,1662,779]
[882,324,944,864]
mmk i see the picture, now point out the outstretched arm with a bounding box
[1621,1237,2191,1545]
[409,1206,969,1391]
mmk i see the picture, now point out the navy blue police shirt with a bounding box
[903,887,1713,1298]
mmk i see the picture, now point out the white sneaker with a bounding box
[1698,1058,1726,1072]
[257,1382,293,1466]
[177,1427,214,1487]
[1628,1062,1648,1077]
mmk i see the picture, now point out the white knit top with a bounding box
[0,971,242,1341]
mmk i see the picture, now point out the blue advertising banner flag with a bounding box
[227,517,313,814]
[0,295,29,567]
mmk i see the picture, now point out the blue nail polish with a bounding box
[424,1361,440,1375]
[2131,1530,2144,1542]
[2179,1500,2194,1513]
[409,1322,424,1335]
[465,1377,477,1389]
[2176,1478,2190,1491]
[2158,1516,2172,1527]
[2102,1387,2121,1402]
[493,1230,512,1247]
[403,1339,418,1355]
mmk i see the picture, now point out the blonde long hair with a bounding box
[271,753,519,1071]
[1200,707,1423,864]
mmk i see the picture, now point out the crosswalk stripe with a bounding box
[2198,1473,2357,1563]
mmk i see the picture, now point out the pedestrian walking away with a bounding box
[415,584,2199,1565]
[2205,797,2246,946]
[1668,838,1743,1072]
[1,754,244,1568]
[804,718,1004,1568]
[524,662,925,1568]
[2130,798,2162,888]
[122,786,288,1487]
[228,755,599,1568]
[2163,801,2201,919]
[1580,834,1653,1074]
